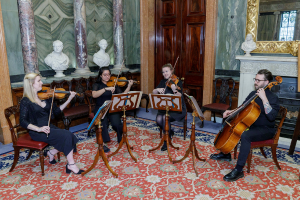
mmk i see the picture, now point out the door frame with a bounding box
[140,0,218,120]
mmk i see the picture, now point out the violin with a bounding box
[166,74,181,91]
[38,87,81,100]
[107,76,140,87]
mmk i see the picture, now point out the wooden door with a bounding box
[155,0,206,106]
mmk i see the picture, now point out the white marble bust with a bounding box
[44,40,70,77]
[93,39,110,68]
[241,34,257,56]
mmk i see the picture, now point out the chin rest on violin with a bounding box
[107,76,140,87]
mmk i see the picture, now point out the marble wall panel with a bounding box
[124,0,140,23]
[215,0,247,71]
[124,22,140,65]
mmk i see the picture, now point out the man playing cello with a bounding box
[210,69,280,182]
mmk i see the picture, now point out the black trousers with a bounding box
[101,112,123,143]
[236,126,276,166]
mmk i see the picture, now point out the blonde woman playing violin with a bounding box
[153,63,186,151]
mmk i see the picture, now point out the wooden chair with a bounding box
[201,77,235,126]
[5,105,60,176]
[234,106,287,173]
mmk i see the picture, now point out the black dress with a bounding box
[156,79,187,121]
[92,82,123,143]
[20,97,78,156]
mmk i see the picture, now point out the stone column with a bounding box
[17,0,39,74]
[74,0,91,74]
[112,0,128,73]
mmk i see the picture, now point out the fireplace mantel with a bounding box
[236,55,298,105]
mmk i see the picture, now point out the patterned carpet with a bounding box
[0,117,300,199]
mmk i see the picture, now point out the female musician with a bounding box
[211,69,280,182]
[20,73,83,175]
[153,63,186,151]
[92,67,133,152]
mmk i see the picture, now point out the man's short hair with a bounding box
[257,69,273,82]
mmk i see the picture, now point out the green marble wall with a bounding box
[215,0,247,71]
[1,0,140,76]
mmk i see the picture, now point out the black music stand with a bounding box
[81,101,119,177]
[107,91,142,163]
[172,93,206,176]
[148,93,181,162]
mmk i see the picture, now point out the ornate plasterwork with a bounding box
[246,0,300,56]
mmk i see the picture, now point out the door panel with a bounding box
[155,0,206,107]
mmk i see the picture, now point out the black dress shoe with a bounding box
[66,164,84,175]
[44,150,57,164]
[103,145,110,153]
[223,169,244,182]
[210,152,231,161]
[161,141,167,151]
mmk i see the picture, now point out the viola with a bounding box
[38,87,81,100]
[107,76,140,87]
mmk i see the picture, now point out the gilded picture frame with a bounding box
[246,0,300,56]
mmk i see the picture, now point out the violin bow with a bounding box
[47,86,56,138]
[113,60,124,88]
[162,56,179,94]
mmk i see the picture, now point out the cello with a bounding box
[214,76,282,154]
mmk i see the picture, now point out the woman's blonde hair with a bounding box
[162,63,174,73]
[23,73,40,103]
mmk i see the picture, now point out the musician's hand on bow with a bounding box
[39,126,50,134]
[156,88,165,94]
[223,110,232,118]
[171,84,176,92]
[256,88,267,102]
[106,87,115,93]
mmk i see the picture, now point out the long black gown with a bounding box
[20,97,78,156]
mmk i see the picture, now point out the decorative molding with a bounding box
[246,0,300,56]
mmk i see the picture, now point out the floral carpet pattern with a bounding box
[0,117,300,200]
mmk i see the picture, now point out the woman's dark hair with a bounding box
[257,69,273,82]
[96,67,111,83]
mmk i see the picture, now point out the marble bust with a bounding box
[241,34,257,56]
[44,40,70,77]
[93,39,110,68]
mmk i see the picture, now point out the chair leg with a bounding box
[134,109,137,118]
[26,149,34,160]
[234,145,238,159]
[160,128,162,138]
[271,145,281,170]
[9,147,21,172]
[247,150,252,173]
[213,112,216,123]
[259,147,267,158]
[57,152,61,162]
[63,117,71,130]
[145,95,149,112]
[184,117,187,140]
[39,150,45,176]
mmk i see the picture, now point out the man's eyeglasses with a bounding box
[253,78,266,82]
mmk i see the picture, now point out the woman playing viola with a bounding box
[19,73,84,174]
[92,67,133,152]
[153,63,187,151]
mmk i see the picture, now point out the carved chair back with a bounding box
[4,105,23,145]
[213,77,235,109]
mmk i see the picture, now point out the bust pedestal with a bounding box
[54,70,66,78]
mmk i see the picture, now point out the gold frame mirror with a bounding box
[246,0,300,56]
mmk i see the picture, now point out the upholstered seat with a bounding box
[5,105,60,176]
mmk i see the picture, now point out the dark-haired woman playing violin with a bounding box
[153,63,186,151]
[92,67,133,153]
[19,73,84,174]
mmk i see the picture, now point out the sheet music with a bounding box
[110,91,142,112]
[87,100,112,130]
[184,93,204,119]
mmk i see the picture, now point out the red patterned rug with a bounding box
[0,117,300,199]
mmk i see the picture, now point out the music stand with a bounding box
[81,101,118,177]
[172,93,205,176]
[107,91,142,162]
[148,93,181,162]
